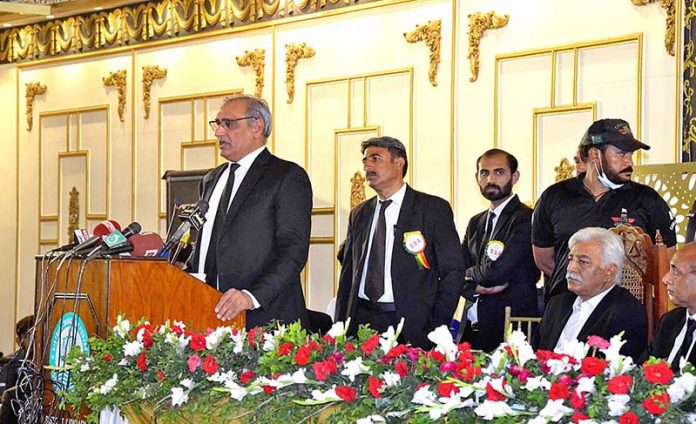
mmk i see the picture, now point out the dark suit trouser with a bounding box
[349,302,397,336]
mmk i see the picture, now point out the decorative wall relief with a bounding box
[103,69,127,122]
[25,81,47,131]
[236,49,266,97]
[350,171,366,209]
[68,187,79,242]
[142,66,167,119]
[683,0,696,161]
[285,43,315,104]
[631,0,676,56]
[554,158,575,182]
[467,11,509,82]
[403,20,442,87]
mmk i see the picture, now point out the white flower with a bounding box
[122,341,143,357]
[171,387,189,407]
[576,376,596,394]
[80,362,90,372]
[356,415,385,424]
[271,368,307,386]
[523,376,551,391]
[223,381,249,401]
[555,338,587,363]
[379,318,404,355]
[117,358,128,366]
[380,371,401,387]
[230,329,247,354]
[180,378,194,389]
[290,368,308,384]
[411,386,437,406]
[506,330,536,367]
[341,357,370,382]
[310,388,340,402]
[429,393,476,420]
[427,325,458,361]
[327,320,350,339]
[667,372,696,403]
[488,377,514,399]
[606,394,630,416]
[135,321,150,343]
[601,333,631,375]
[474,400,517,420]
[538,399,573,421]
[262,333,276,352]
[98,373,118,395]
[546,357,574,375]
[205,327,229,350]
[208,370,236,385]
[112,316,130,338]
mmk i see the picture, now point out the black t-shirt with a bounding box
[532,175,676,300]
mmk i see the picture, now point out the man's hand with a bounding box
[215,288,253,321]
[475,282,509,295]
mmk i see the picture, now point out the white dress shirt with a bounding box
[555,284,614,352]
[467,194,516,323]
[667,309,696,366]
[196,145,266,306]
[358,183,407,303]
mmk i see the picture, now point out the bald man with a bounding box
[651,243,696,370]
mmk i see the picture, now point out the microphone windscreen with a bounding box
[129,232,164,257]
[122,222,143,238]
[93,220,121,237]
[196,200,209,215]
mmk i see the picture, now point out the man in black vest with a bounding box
[651,243,696,370]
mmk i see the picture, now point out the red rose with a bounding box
[294,345,312,365]
[643,392,670,416]
[437,381,459,398]
[429,351,445,363]
[141,331,153,350]
[368,375,383,398]
[360,335,380,355]
[202,355,219,375]
[386,344,407,358]
[581,356,606,376]
[643,362,674,385]
[262,385,275,394]
[239,370,255,384]
[308,340,322,352]
[189,333,206,352]
[278,342,294,356]
[313,361,329,381]
[570,390,586,410]
[248,327,262,348]
[571,412,589,423]
[171,324,183,336]
[457,364,482,382]
[322,334,336,345]
[136,352,147,372]
[156,370,166,382]
[345,342,355,353]
[619,411,639,424]
[103,354,113,362]
[608,375,633,395]
[335,385,357,402]
[549,383,570,400]
[485,382,507,401]
[395,361,409,377]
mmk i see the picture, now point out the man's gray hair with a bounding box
[223,94,273,139]
[568,227,625,285]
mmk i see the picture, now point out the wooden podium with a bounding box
[34,256,244,418]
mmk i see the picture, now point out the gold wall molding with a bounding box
[554,158,574,182]
[403,19,441,86]
[631,0,675,56]
[468,11,509,82]
[103,69,127,122]
[25,81,47,131]
[67,186,79,242]
[285,42,315,104]
[142,65,167,119]
[236,49,266,97]
[350,171,366,208]
[0,0,389,64]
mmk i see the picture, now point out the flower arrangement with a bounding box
[57,315,696,423]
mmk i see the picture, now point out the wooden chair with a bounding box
[503,306,541,342]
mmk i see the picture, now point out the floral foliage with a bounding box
[58,316,696,423]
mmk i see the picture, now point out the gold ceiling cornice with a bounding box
[0,0,385,64]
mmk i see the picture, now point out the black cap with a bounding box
[579,118,650,152]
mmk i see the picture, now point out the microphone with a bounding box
[165,199,182,240]
[88,222,143,258]
[168,231,190,264]
[162,201,209,255]
[129,233,164,257]
[93,220,122,238]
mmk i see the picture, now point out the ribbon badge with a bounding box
[403,231,431,270]
[485,240,505,261]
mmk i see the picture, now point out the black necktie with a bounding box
[672,318,696,369]
[364,200,392,302]
[205,163,240,287]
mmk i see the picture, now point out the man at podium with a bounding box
[190,94,312,329]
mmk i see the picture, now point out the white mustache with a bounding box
[566,272,582,283]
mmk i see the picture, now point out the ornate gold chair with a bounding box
[503,306,541,342]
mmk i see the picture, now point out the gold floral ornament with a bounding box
[350,171,366,209]
[631,0,675,56]
[554,158,575,182]
[467,11,509,82]
[403,20,442,87]
[285,43,315,104]
[236,49,266,97]
[103,69,127,122]
[142,66,167,119]
[68,187,79,242]
[25,81,47,131]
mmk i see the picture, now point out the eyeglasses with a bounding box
[209,116,257,131]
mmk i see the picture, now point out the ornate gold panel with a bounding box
[142,65,168,119]
[631,0,675,55]
[236,49,265,97]
[103,69,127,122]
[467,11,509,82]
[403,20,441,86]
[25,81,47,131]
[285,42,315,104]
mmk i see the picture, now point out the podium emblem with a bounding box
[49,312,90,391]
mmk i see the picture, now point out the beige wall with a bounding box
[0,0,681,353]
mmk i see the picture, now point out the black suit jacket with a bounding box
[334,185,465,348]
[461,195,540,351]
[536,285,647,361]
[650,307,696,369]
[191,148,312,329]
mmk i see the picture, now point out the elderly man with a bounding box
[536,227,647,361]
[651,243,696,370]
